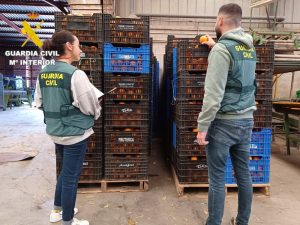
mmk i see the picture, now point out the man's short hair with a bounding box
[218,3,242,25]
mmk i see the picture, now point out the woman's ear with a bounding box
[65,42,73,51]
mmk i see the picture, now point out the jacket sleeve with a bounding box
[197,43,231,132]
[71,70,103,120]
[34,78,43,109]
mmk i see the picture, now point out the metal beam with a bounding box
[0,13,24,36]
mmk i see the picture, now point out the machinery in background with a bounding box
[2,75,33,111]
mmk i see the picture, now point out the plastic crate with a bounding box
[73,55,102,72]
[104,74,150,101]
[173,75,206,101]
[254,102,272,128]
[255,42,274,72]
[87,130,103,154]
[104,14,149,45]
[56,152,103,181]
[54,12,103,43]
[250,128,272,156]
[104,43,150,74]
[104,154,148,180]
[174,108,200,129]
[177,41,210,73]
[255,79,273,101]
[104,130,149,154]
[104,101,150,128]
[225,156,270,184]
[85,71,103,90]
[175,127,206,156]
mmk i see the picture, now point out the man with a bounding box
[197,3,257,225]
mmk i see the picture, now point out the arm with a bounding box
[197,43,231,144]
[34,78,43,109]
[71,70,103,120]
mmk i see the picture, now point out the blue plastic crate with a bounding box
[104,43,150,74]
[173,48,177,78]
[225,157,270,184]
[250,129,272,156]
[172,122,176,149]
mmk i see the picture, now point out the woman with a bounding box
[35,30,103,225]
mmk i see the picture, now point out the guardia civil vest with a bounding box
[38,61,94,136]
[218,39,257,113]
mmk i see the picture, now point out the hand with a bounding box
[197,132,209,145]
[202,35,216,48]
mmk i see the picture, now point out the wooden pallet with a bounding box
[171,165,209,197]
[78,179,149,193]
[226,184,270,196]
[171,165,270,196]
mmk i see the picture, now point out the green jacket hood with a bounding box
[219,27,254,49]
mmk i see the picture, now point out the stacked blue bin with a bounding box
[225,42,275,185]
[103,15,151,181]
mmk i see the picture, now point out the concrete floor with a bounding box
[1,106,300,225]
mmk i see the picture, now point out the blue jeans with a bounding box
[55,139,88,222]
[205,119,254,225]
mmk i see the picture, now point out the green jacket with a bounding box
[197,27,257,132]
[38,61,94,136]
[218,38,256,112]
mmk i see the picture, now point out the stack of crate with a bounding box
[103,15,151,181]
[163,35,211,183]
[162,36,191,158]
[225,42,274,185]
[173,40,210,183]
[54,13,104,182]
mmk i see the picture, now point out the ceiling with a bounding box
[0,0,70,50]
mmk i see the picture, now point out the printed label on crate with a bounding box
[196,164,208,169]
[121,108,134,113]
[83,162,89,166]
[117,24,135,30]
[118,163,135,168]
[116,54,136,60]
[117,82,135,88]
[117,137,135,143]
[196,81,205,86]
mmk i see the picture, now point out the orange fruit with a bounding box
[191,156,198,161]
[199,35,208,44]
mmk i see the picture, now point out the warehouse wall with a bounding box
[115,0,300,99]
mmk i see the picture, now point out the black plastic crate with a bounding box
[104,154,148,180]
[255,79,273,101]
[104,130,149,154]
[54,12,103,43]
[177,41,210,73]
[174,103,202,129]
[104,14,149,45]
[87,130,103,154]
[104,101,150,127]
[173,155,208,184]
[254,102,272,128]
[174,75,206,101]
[255,42,274,72]
[175,127,206,156]
[85,72,103,90]
[175,155,208,170]
[73,55,102,72]
[56,153,103,181]
[104,74,150,101]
